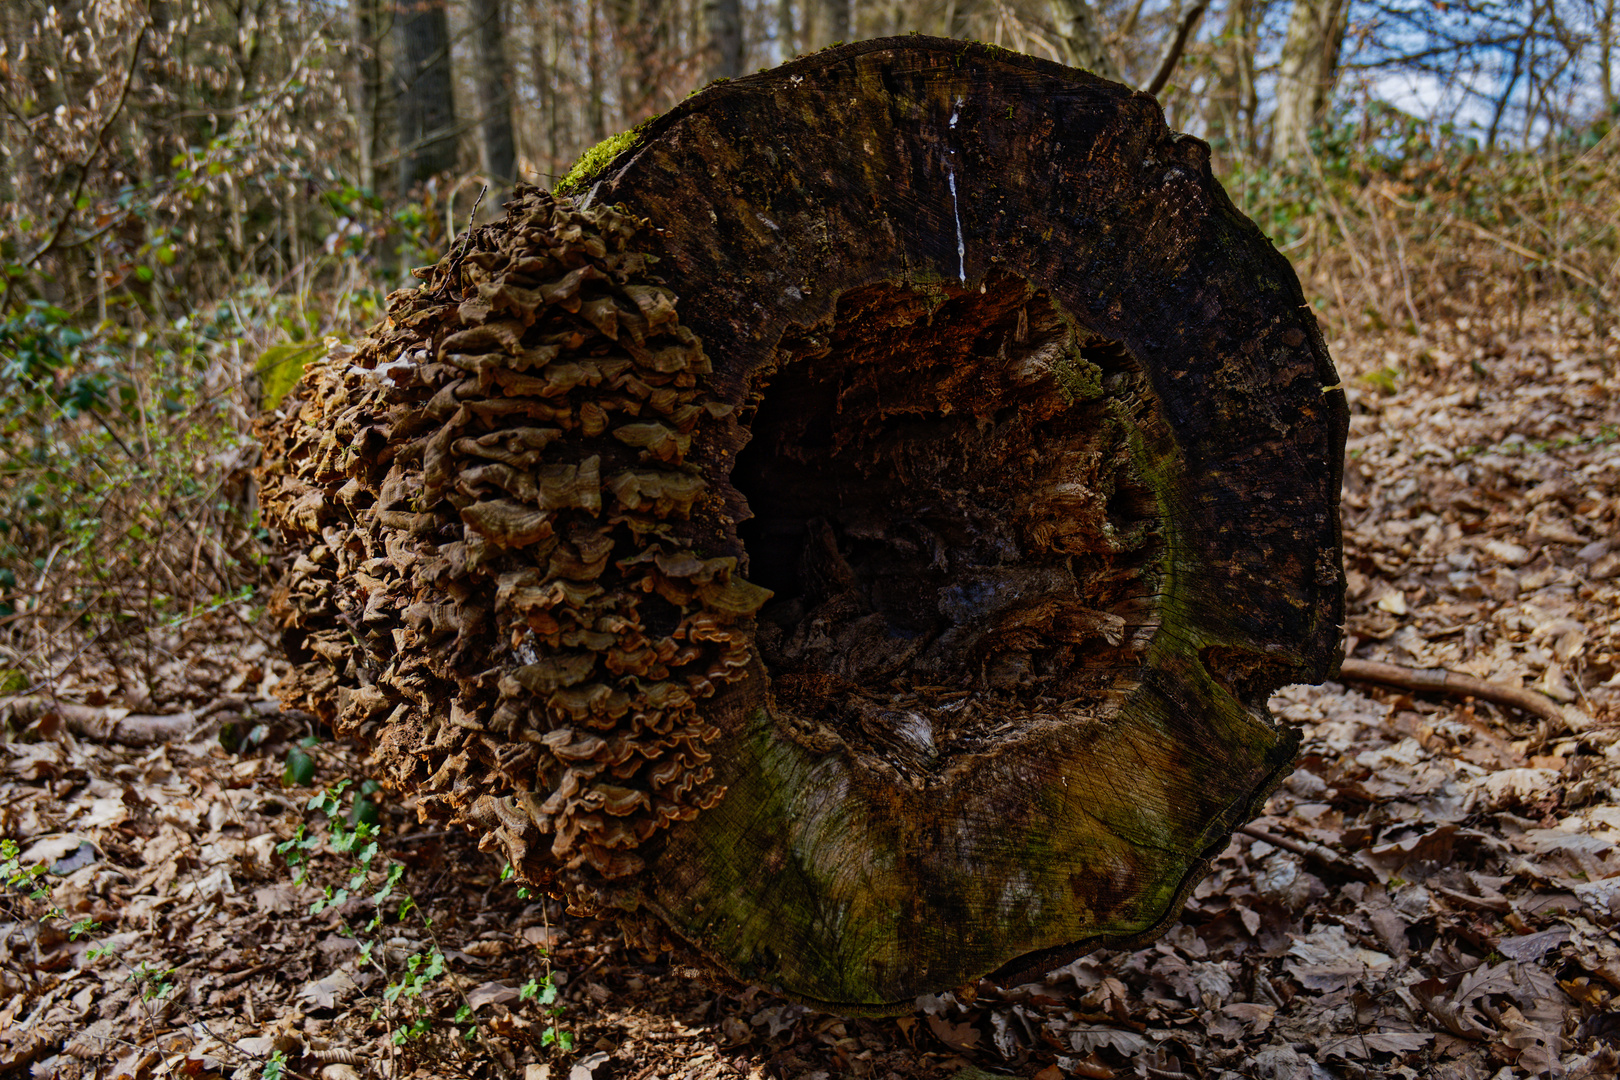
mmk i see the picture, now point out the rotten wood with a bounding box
[257,38,1347,1013]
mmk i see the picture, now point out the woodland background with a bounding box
[3,1,1620,1078]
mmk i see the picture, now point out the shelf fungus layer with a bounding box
[259,37,1346,1014]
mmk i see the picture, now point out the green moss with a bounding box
[1053,345,1104,403]
[555,127,645,196]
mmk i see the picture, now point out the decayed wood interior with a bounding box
[731,272,1167,779]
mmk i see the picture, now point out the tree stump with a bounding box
[257,38,1347,1014]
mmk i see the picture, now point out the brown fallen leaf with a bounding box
[466,980,522,1008]
[1318,1030,1434,1059]
[927,1014,982,1053]
[297,970,359,1009]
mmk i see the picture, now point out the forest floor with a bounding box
[3,301,1619,1080]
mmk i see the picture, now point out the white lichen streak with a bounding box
[947,96,966,284]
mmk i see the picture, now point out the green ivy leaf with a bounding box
[282,747,315,787]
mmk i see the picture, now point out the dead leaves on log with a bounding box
[256,187,768,900]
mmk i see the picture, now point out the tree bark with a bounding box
[395,0,458,192]
[1271,0,1350,163]
[259,38,1346,1014]
[703,0,744,81]
[471,0,518,189]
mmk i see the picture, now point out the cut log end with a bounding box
[258,37,1346,1015]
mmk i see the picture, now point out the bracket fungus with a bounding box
[259,38,1346,1014]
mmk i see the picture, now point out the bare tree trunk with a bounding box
[704,0,744,80]
[1601,0,1617,114]
[1271,0,1349,162]
[1048,0,1124,82]
[778,0,796,59]
[471,0,519,189]
[818,0,849,46]
[1206,0,1253,156]
[353,0,387,193]
[587,0,607,140]
[609,0,672,120]
[396,0,459,191]
[1487,11,1534,150]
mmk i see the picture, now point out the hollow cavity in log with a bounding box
[731,272,1165,778]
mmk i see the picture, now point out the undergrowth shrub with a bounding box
[1224,101,1620,335]
[0,287,348,706]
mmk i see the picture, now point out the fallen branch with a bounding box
[1336,658,1584,731]
[1,695,299,747]
[1238,822,1377,883]
[0,699,202,745]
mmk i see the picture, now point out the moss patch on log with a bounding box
[555,128,646,196]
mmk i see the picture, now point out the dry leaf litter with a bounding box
[3,304,1619,1080]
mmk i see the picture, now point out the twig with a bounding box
[436,183,488,298]
[1144,1,1209,97]
[1369,184,1605,295]
[1336,658,1578,730]
[1239,823,1377,882]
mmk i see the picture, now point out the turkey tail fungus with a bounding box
[256,38,1347,1014]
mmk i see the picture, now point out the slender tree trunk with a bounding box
[608,0,671,120]
[587,0,607,140]
[1048,0,1124,82]
[778,0,796,59]
[353,0,386,193]
[1601,0,1617,114]
[396,0,459,192]
[704,0,744,80]
[1487,17,1532,150]
[1206,0,1253,157]
[818,0,849,46]
[471,0,519,189]
[1271,0,1350,163]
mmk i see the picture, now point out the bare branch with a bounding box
[1145,0,1210,97]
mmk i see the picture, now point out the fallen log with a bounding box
[256,38,1347,1013]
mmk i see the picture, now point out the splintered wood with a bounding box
[258,190,767,894]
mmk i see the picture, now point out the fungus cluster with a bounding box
[257,188,766,899]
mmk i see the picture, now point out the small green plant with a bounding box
[521,971,575,1051]
[277,781,467,1051]
[1,838,49,901]
[275,781,579,1057]
[261,1050,288,1080]
[129,960,177,1000]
